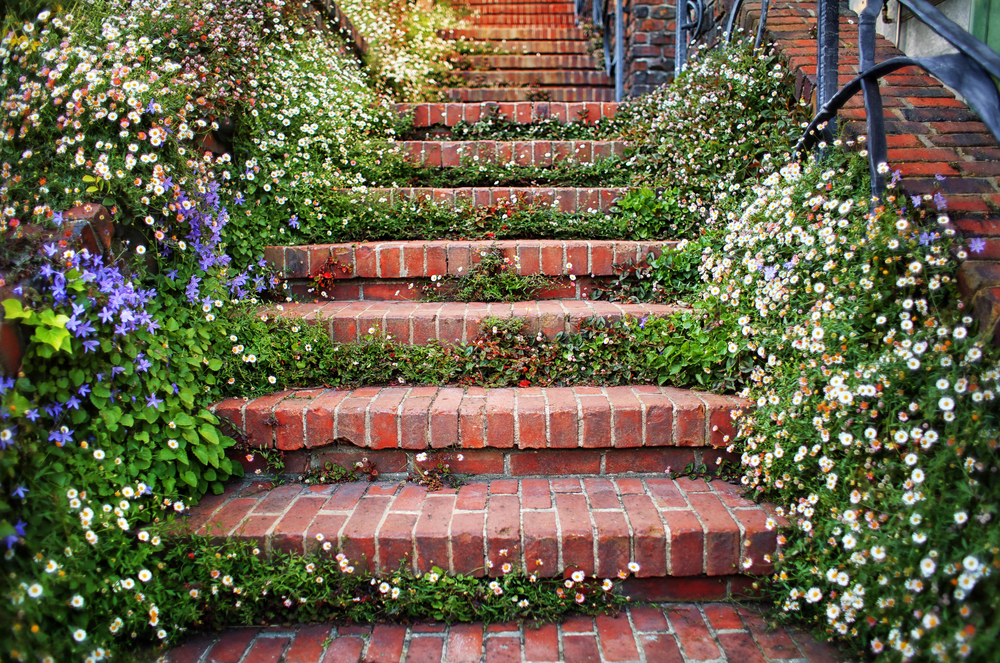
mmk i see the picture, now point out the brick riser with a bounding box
[447,88,616,102]
[397,101,619,127]
[453,70,612,86]
[492,40,593,54]
[181,477,781,579]
[342,186,625,210]
[246,444,737,480]
[397,139,628,167]
[286,274,612,302]
[211,385,744,452]
[467,3,575,15]
[267,240,675,282]
[441,27,591,40]
[466,15,577,25]
[259,300,680,345]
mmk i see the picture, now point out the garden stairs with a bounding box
[190,5,782,607]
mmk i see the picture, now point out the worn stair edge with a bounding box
[178,477,782,578]
[211,385,745,451]
[259,300,681,345]
[446,88,617,102]
[337,186,626,211]
[396,139,628,167]
[266,239,675,280]
[397,101,619,126]
[453,70,613,86]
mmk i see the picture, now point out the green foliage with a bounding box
[702,148,1000,660]
[424,246,555,302]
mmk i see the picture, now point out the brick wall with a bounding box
[624,0,677,96]
[733,0,1000,342]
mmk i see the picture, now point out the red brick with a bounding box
[688,493,740,575]
[446,623,483,662]
[521,479,551,509]
[563,635,601,661]
[485,388,515,448]
[509,451,601,475]
[607,387,642,447]
[640,635,684,662]
[525,624,558,661]
[323,482,368,511]
[342,495,392,572]
[703,603,743,630]
[369,389,407,449]
[546,387,578,448]
[456,483,488,510]
[484,637,519,663]
[663,388,705,446]
[669,604,720,660]
[596,613,640,662]
[168,635,217,663]
[634,390,674,446]
[577,390,611,448]
[272,496,326,554]
[622,494,667,577]
[245,392,290,447]
[594,510,630,578]
[605,448,696,474]
[661,510,703,576]
[738,605,800,658]
[622,576,729,602]
[645,478,687,509]
[366,625,407,663]
[630,606,669,632]
[517,390,548,448]
[429,389,462,448]
[523,509,559,575]
[787,629,844,663]
[200,498,257,538]
[718,631,767,663]
[207,629,258,663]
[378,512,417,571]
[253,483,303,515]
[451,511,486,576]
[415,494,456,573]
[405,636,444,662]
[555,493,594,574]
[486,494,520,575]
[242,637,289,663]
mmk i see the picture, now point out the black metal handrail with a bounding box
[576,0,623,101]
[674,0,769,76]
[794,0,1000,199]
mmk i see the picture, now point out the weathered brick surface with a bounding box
[167,605,846,662]
[214,386,748,452]
[189,478,776,579]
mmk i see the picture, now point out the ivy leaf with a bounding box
[32,325,71,352]
[2,299,32,321]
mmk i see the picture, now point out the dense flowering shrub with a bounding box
[337,0,464,101]
[700,148,999,660]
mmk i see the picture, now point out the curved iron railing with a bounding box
[674,0,769,76]
[576,0,624,101]
[794,0,1000,199]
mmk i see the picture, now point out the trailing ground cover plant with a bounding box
[422,246,555,302]
[701,147,1000,660]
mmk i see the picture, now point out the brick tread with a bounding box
[339,186,625,211]
[183,477,777,578]
[440,27,591,40]
[398,101,619,126]
[257,300,680,345]
[163,605,845,663]
[446,87,617,102]
[267,239,673,280]
[213,384,745,451]
[453,69,613,86]
[468,3,575,14]
[395,139,628,167]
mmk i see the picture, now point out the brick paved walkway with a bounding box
[163,604,845,662]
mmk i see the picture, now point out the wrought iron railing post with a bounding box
[615,0,624,101]
[675,1,688,75]
[858,0,888,197]
[816,0,840,145]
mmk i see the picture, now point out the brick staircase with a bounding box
[440,0,615,103]
[185,1,782,608]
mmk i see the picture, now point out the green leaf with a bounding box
[181,470,198,487]
[32,325,70,351]
[2,299,31,321]
[192,445,210,466]
[199,424,220,446]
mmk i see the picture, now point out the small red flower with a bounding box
[518,380,530,388]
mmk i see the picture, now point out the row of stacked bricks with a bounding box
[182,476,781,580]
[739,0,1000,342]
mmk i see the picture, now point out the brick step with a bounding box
[260,299,680,345]
[339,186,626,211]
[267,239,673,281]
[163,605,845,663]
[181,476,778,578]
[289,275,616,302]
[492,39,592,53]
[398,101,619,127]
[441,27,590,40]
[446,87,616,102]
[467,2,575,14]
[397,139,628,167]
[468,14,577,25]
[454,69,613,87]
[464,54,601,69]
[213,385,741,451]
